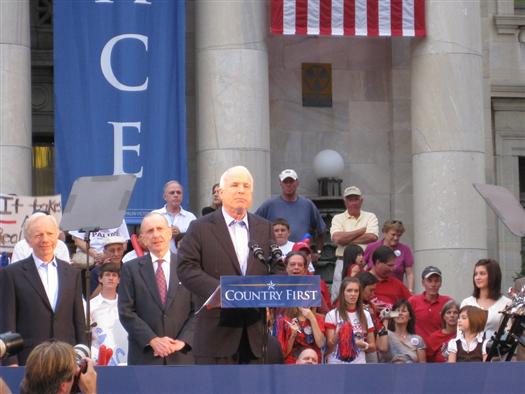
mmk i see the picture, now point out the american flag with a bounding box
[271,0,426,37]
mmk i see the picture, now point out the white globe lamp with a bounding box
[313,150,344,196]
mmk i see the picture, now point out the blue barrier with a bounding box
[1,363,524,394]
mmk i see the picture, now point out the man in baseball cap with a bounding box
[329,185,378,300]
[90,236,128,297]
[255,169,326,256]
[409,265,452,346]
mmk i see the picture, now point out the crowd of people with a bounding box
[1,166,523,378]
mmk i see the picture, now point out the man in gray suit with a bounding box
[118,212,194,365]
[0,214,86,366]
[177,166,282,364]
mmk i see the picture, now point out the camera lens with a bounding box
[0,332,24,359]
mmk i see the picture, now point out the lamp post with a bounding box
[313,150,344,197]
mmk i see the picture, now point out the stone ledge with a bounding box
[494,14,525,34]
[491,83,525,99]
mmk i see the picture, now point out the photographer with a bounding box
[19,341,97,394]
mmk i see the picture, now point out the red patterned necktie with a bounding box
[155,259,167,304]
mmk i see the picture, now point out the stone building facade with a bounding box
[1,0,524,298]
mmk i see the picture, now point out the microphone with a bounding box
[269,242,283,263]
[249,241,266,265]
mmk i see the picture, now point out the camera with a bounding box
[486,287,525,361]
[0,332,24,359]
[379,308,400,320]
[73,344,90,374]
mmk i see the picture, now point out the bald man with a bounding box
[118,213,194,365]
[0,214,86,366]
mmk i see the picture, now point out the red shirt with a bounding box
[276,313,325,364]
[426,329,455,362]
[319,279,332,314]
[372,276,411,310]
[409,293,452,345]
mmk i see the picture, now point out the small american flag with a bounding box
[271,0,425,37]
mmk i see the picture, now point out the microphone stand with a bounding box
[249,242,271,364]
[81,228,99,350]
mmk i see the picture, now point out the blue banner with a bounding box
[54,0,187,224]
[220,275,321,308]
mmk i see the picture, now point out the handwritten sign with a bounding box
[0,194,62,252]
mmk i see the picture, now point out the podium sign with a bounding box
[220,275,321,308]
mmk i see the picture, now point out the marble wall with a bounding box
[267,35,414,245]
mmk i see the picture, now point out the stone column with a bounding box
[195,0,270,209]
[0,0,32,194]
[411,0,487,299]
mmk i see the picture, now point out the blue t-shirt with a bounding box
[255,196,326,242]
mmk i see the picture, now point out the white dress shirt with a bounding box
[150,250,171,291]
[33,253,59,311]
[222,208,249,275]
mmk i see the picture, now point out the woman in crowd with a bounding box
[447,305,488,362]
[201,183,221,216]
[426,300,459,362]
[275,306,326,364]
[355,272,382,330]
[377,299,426,363]
[364,220,414,293]
[341,244,365,279]
[325,277,376,364]
[460,259,511,338]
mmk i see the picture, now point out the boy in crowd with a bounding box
[273,218,295,256]
[90,263,128,365]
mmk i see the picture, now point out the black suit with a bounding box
[118,253,194,365]
[177,210,280,361]
[0,256,86,365]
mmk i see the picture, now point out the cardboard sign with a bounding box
[0,194,62,252]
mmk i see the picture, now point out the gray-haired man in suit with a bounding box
[118,212,194,365]
[177,166,283,364]
[0,214,86,366]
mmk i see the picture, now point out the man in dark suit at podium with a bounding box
[118,212,194,365]
[0,213,86,366]
[178,165,281,364]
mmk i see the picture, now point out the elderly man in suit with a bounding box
[118,212,194,365]
[0,214,86,366]
[177,165,282,364]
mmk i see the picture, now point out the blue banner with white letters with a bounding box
[53,0,187,224]
[221,275,321,308]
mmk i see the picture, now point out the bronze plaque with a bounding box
[302,63,332,107]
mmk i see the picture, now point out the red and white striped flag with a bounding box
[271,0,425,37]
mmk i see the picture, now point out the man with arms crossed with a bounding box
[330,186,378,300]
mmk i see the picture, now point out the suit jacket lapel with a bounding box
[139,255,163,309]
[246,213,264,275]
[164,254,178,309]
[54,261,66,312]
[210,211,242,275]
[22,257,53,311]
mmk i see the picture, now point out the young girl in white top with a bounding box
[325,277,375,364]
[448,305,488,362]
